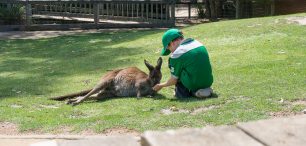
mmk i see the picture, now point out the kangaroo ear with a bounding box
[144,59,154,71]
[156,57,163,70]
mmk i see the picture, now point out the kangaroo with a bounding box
[50,57,162,106]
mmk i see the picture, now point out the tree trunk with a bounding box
[271,0,275,16]
[205,0,221,21]
[209,0,216,20]
[205,0,211,18]
[215,0,220,18]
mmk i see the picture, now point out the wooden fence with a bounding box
[0,0,176,31]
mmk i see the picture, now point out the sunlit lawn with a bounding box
[0,13,305,133]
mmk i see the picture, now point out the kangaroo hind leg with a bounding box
[67,69,119,106]
[67,80,111,106]
[93,89,115,101]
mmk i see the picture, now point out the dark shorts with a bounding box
[175,82,195,98]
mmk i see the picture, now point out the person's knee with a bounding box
[175,82,193,98]
[175,91,191,98]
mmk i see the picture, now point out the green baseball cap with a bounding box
[160,29,183,56]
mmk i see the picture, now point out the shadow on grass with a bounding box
[57,93,168,105]
[96,93,167,102]
[0,29,164,99]
[169,92,219,102]
[52,92,219,105]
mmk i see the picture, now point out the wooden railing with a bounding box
[0,0,176,31]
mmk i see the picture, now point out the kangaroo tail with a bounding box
[49,89,92,101]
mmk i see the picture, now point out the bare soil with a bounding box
[0,122,140,136]
[286,17,306,25]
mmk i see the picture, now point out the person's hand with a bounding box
[153,84,163,92]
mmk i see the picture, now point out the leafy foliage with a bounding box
[196,4,205,19]
[0,4,25,25]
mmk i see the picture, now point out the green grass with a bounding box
[0,13,305,133]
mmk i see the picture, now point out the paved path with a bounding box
[0,28,163,40]
[1,115,305,146]
[0,31,87,40]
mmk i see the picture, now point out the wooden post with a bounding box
[55,2,57,12]
[72,3,74,14]
[121,4,124,17]
[136,3,139,18]
[49,2,52,12]
[70,3,72,14]
[235,0,240,19]
[25,0,32,26]
[156,3,158,19]
[171,1,175,24]
[101,3,104,17]
[126,3,129,18]
[117,3,119,17]
[132,3,134,18]
[82,3,87,14]
[151,3,153,19]
[89,3,92,15]
[155,3,159,20]
[64,3,67,18]
[141,3,144,19]
[111,3,114,18]
[166,3,169,21]
[106,3,109,17]
[270,0,275,16]
[146,3,149,20]
[161,3,163,20]
[94,3,100,24]
[76,2,80,18]
[188,3,191,19]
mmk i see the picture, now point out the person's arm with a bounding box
[153,76,178,92]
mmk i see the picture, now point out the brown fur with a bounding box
[50,57,162,106]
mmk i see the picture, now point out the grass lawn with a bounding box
[0,13,305,134]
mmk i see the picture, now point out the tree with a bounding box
[205,0,221,21]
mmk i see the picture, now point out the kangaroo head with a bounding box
[144,57,163,86]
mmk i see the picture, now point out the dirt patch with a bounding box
[161,105,219,115]
[291,99,306,106]
[281,99,306,107]
[55,127,141,136]
[103,128,140,136]
[10,104,23,108]
[247,23,262,28]
[160,96,250,115]
[269,99,306,117]
[191,105,220,115]
[0,122,19,135]
[268,111,299,118]
[286,17,306,25]
[53,126,141,136]
[0,122,54,135]
[0,123,140,136]
[161,107,190,115]
[39,104,60,109]
[224,96,251,104]
[53,126,118,136]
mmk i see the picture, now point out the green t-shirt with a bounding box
[169,38,213,91]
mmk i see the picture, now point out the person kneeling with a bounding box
[153,29,214,98]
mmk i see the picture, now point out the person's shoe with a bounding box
[195,88,213,98]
